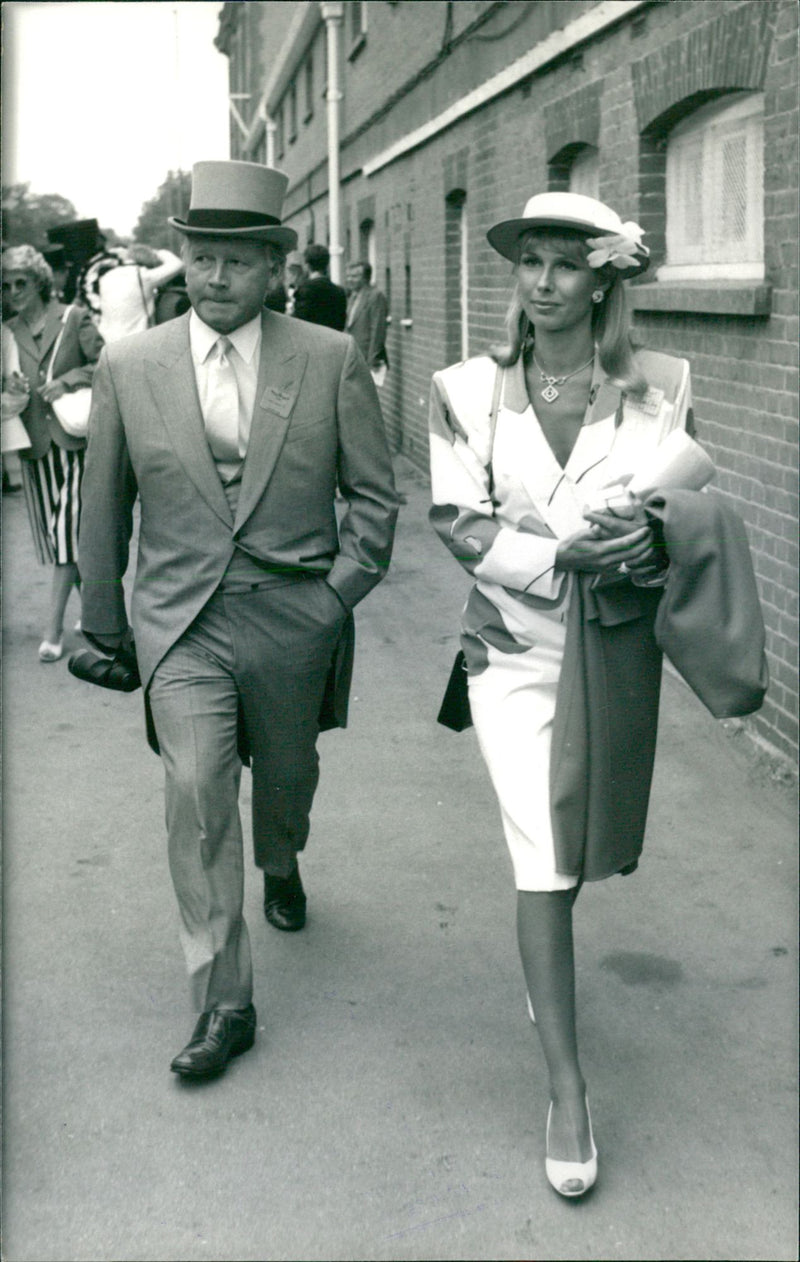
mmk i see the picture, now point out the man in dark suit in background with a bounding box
[345,260,389,387]
[293,243,347,331]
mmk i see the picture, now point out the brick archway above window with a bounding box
[543,82,602,163]
[444,149,469,200]
[548,142,599,196]
[631,1,776,135]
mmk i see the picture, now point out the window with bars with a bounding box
[276,107,285,160]
[359,219,376,277]
[660,93,764,281]
[445,191,468,363]
[568,146,599,200]
[288,82,298,143]
[348,1,367,58]
[304,53,314,122]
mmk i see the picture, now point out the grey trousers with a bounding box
[148,577,346,1011]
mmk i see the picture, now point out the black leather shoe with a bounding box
[263,867,306,932]
[170,1004,256,1079]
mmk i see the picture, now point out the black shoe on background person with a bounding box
[263,865,307,932]
[170,1005,256,1078]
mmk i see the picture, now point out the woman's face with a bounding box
[515,233,598,335]
[2,271,40,318]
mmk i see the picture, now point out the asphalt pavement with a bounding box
[2,458,797,1262]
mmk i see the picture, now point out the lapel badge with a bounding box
[630,387,664,417]
[261,382,295,417]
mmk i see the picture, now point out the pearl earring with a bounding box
[592,289,605,304]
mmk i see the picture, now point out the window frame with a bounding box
[276,105,285,160]
[658,92,765,283]
[359,219,377,280]
[568,145,600,200]
[303,52,314,124]
[288,81,298,145]
[348,1,368,61]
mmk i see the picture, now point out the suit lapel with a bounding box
[505,355,623,537]
[565,377,623,488]
[39,303,66,367]
[13,302,63,368]
[234,312,308,532]
[144,314,233,526]
[346,288,363,329]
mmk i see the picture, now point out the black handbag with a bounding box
[436,649,472,731]
[435,364,503,733]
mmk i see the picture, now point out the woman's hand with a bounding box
[38,379,67,404]
[555,522,658,577]
[580,495,668,579]
[1,372,30,417]
[583,490,649,537]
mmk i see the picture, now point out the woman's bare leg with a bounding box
[517,888,593,1162]
[46,561,79,644]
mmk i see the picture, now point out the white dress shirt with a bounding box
[189,309,261,483]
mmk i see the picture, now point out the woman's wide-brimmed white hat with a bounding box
[169,160,298,250]
[487,192,649,278]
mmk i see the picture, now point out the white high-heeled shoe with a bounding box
[545,1097,598,1198]
[38,639,63,663]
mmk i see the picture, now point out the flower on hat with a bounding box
[585,222,647,271]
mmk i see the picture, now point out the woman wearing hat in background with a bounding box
[2,244,104,661]
[429,193,698,1197]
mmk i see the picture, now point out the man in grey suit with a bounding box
[345,261,389,387]
[79,161,398,1079]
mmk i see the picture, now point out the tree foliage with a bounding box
[133,170,191,251]
[1,183,79,250]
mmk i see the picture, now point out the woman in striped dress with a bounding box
[3,245,104,661]
[430,193,696,1198]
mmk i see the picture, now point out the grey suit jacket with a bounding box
[79,309,398,691]
[11,301,104,458]
[346,286,388,370]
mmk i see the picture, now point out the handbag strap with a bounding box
[45,305,73,384]
[136,267,155,327]
[487,363,503,499]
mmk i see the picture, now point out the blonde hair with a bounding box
[2,244,54,303]
[490,230,647,396]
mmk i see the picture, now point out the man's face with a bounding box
[346,265,366,294]
[184,237,277,332]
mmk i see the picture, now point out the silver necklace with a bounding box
[532,353,594,403]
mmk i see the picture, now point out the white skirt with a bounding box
[466,602,578,893]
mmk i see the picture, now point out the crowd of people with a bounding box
[1,159,766,1204]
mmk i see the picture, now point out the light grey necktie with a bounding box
[204,335,240,464]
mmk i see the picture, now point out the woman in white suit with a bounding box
[429,193,696,1198]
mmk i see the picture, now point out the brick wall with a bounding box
[338,0,799,762]
[226,0,798,763]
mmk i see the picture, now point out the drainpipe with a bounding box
[265,116,277,167]
[257,97,277,167]
[320,1,344,283]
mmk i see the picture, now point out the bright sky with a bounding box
[2,0,231,237]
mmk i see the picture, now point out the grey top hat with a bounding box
[169,160,298,250]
